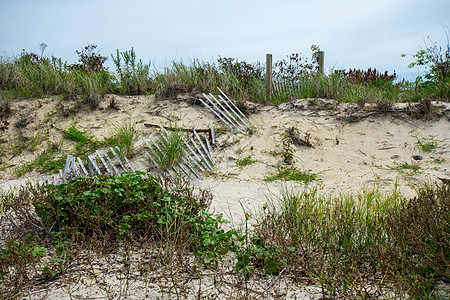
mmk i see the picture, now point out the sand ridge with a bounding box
[1,94,449,224]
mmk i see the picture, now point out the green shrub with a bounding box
[111,47,152,95]
[31,172,238,264]
[404,29,450,99]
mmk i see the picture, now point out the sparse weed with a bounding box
[388,160,423,175]
[13,125,101,177]
[219,136,241,148]
[13,142,66,176]
[280,132,295,165]
[410,129,440,152]
[269,133,296,164]
[432,157,446,164]
[265,132,317,183]
[264,166,317,183]
[235,155,258,168]
[235,146,245,154]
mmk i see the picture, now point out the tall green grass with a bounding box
[1,47,448,104]
[111,47,152,95]
[250,184,449,298]
[270,71,431,105]
[104,121,138,158]
[150,127,186,170]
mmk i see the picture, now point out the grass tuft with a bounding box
[151,127,186,170]
[104,121,138,158]
[264,166,317,183]
[249,183,449,298]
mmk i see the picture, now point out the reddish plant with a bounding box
[343,68,397,85]
[18,49,41,64]
[70,44,107,73]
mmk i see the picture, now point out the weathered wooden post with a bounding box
[318,51,324,75]
[266,53,272,100]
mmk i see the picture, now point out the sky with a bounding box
[1,0,449,81]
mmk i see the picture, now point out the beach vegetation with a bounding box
[104,120,138,158]
[388,160,423,175]
[410,129,441,153]
[2,40,449,107]
[1,37,450,299]
[248,183,449,298]
[235,155,259,168]
[2,176,448,298]
[149,127,186,170]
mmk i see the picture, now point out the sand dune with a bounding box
[1,95,449,298]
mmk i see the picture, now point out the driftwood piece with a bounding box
[286,127,313,148]
[144,123,213,143]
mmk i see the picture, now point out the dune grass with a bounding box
[104,121,138,158]
[150,127,186,170]
[247,183,449,298]
[1,44,448,106]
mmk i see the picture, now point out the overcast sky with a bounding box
[1,0,449,81]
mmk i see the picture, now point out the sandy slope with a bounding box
[1,94,450,224]
[1,95,450,298]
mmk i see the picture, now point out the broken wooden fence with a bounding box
[142,123,215,180]
[198,88,252,134]
[42,146,136,185]
[42,90,251,184]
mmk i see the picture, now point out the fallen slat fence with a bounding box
[40,90,250,185]
[43,147,136,185]
[197,88,252,134]
[142,123,215,180]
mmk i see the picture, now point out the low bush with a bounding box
[31,172,238,259]
[0,172,240,297]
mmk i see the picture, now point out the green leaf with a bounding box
[264,256,279,275]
